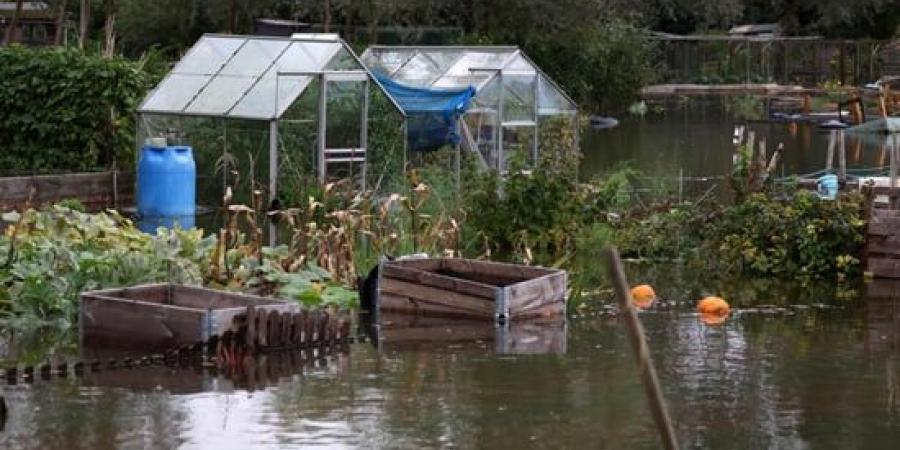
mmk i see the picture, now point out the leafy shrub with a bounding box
[708,190,865,278]
[0,46,152,175]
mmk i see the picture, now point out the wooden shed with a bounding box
[376,258,567,323]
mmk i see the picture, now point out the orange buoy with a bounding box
[697,296,730,325]
[630,284,656,309]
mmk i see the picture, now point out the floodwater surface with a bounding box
[1,267,898,450]
[581,97,897,182]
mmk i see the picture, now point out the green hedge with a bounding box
[0,46,151,175]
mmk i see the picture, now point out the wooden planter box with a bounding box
[376,258,567,322]
[80,283,297,351]
[0,170,133,212]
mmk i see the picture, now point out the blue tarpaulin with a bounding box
[375,74,476,151]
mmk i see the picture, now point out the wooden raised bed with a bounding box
[80,283,297,351]
[0,170,133,212]
[376,258,567,322]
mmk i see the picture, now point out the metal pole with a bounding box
[317,74,327,183]
[604,247,681,450]
[360,79,369,191]
[532,73,540,165]
[268,120,279,246]
[838,129,847,184]
[497,71,505,172]
[826,130,836,172]
[455,118,462,191]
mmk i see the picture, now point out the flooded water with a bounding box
[2,96,900,449]
[1,266,899,450]
[581,97,896,182]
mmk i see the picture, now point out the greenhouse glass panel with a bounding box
[325,48,361,70]
[432,74,490,89]
[140,74,210,112]
[393,52,441,86]
[501,126,536,171]
[276,42,334,74]
[229,73,312,119]
[538,76,576,114]
[423,50,463,73]
[172,37,243,75]
[502,74,536,123]
[504,54,536,73]
[184,75,256,115]
[443,51,514,78]
[219,39,290,77]
[295,42,342,69]
[365,49,415,75]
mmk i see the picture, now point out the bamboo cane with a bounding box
[603,247,680,450]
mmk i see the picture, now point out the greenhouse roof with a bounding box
[360,46,577,114]
[138,34,399,120]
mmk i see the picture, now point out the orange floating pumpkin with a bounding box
[697,296,730,325]
[630,284,656,309]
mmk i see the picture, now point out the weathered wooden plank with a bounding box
[867,234,900,257]
[378,292,493,320]
[257,309,269,348]
[80,294,204,350]
[268,311,281,348]
[389,258,443,272]
[172,285,292,310]
[382,263,498,299]
[0,171,134,211]
[868,257,900,279]
[380,277,495,316]
[507,272,567,318]
[442,258,555,279]
[864,279,900,299]
[867,215,900,236]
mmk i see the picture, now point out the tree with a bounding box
[78,0,90,49]
[54,0,69,45]
[2,0,25,45]
[103,0,115,57]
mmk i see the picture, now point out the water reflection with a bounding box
[370,313,567,355]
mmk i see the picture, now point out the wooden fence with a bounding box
[0,171,132,212]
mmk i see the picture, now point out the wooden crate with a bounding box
[377,258,567,322]
[80,283,297,351]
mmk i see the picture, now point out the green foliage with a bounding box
[515,18,657,113]
[0,206,214,327]
[607,188,866,280]
[0,204,359,329]
[710,190,865,278]
[0,46,152,175]
[463,119,582,264]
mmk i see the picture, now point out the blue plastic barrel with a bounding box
[816,174,839,200]
[137,144,196,232]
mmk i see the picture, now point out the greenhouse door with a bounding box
[318,72,369,185]
[498,71,539,172]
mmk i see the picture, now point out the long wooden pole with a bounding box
[603,247,680,450]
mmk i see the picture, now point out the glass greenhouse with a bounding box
[360,46,579,172]
[136,33,406,214]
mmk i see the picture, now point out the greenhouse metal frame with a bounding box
[136,33,406,217]
[361,45,579,172]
